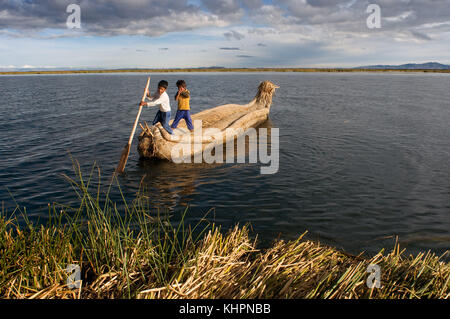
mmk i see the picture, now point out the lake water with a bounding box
[1,72,449,259]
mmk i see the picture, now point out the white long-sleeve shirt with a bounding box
[146,91,171,112]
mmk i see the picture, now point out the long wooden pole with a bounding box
[116,76,151,174]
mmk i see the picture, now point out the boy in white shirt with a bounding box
[140,80,173,134]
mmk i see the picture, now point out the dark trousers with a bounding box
[153,110,173,134]
[171,110,194,130]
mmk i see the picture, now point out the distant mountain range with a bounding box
[355,62,450,70]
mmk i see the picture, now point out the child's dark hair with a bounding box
[158,80,168,89]
[176,80,186,88]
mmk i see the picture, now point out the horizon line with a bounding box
[2,67,450,76]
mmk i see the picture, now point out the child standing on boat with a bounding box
[171,80,194,132]
[140,80,173,135]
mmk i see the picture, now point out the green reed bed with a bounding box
[0,162,448,299]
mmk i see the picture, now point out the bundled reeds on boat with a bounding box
[138,81,279,161]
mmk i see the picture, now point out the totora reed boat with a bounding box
[137,80,279,162]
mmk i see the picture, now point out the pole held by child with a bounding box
[116,76,151,174]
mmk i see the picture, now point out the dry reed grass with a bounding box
[1,162,448,299]
[2,218,448,299]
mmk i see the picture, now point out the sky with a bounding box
[1,0,450,69]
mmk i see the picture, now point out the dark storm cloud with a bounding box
[272,0,450,31]
[1,0,450,40]
[1,0,160,27]
[0,0,227,36]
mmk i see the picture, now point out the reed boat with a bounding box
[137,80,279,161]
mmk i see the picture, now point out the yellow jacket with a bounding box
[176,89,190,110]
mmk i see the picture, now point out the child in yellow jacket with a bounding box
[171,80,194,132]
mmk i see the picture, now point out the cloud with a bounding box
[238,0,450,57]
[306,0,350,8]
[224,30,245,40]
[247,27,277,36]
[270,0,450,33]
[3,0,449,43]
[410,30,432,41]
[200,0,244,18]
[2,0,450,68]
[0,0,231,37]
[241,0,263,10]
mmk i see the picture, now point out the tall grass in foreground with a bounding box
[0,162,449,299]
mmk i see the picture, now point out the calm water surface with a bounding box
[1,72,449,259]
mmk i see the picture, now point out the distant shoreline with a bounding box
[2,68,450,75]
